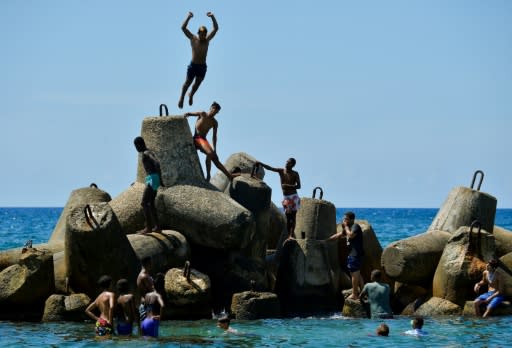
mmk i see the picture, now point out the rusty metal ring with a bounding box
[312,187,323,200]
[159,104,169,117]
[470,170,484,191]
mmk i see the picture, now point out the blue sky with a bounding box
[1,1,511,208]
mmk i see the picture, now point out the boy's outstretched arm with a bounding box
[182,12,194,39]
[206,12,218,40]
[256,161,280,173]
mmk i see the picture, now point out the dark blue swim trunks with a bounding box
[187,62,207,80]
[347,255,361,273]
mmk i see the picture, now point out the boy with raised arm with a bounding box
[185,102,237,182]
[256,158,301,242]
[178,11,218,108]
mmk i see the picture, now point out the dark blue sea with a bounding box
[1,207,512,347]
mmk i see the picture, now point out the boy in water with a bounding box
[178,11,218,108]
[134,136,164,234]
[115,279,138,336]
[473,258,505,318]
[185,102,237,182]
[140,285,165,337]
[404,317,428,336]
[256,158,301,242]
[85,275,115,337]
[376,323,389,336]
[217,315,237,333]
[137,257,154,321]
[359,269,393,319]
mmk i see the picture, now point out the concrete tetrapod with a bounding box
[381,230,451,286]
[432,226,495,306]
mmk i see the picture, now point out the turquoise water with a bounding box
[1,207,512,347]
[1,316,511,347]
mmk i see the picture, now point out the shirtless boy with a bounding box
[178,11,218,108]
[140,286,165,337]
[115,279,138,336]
[474,259,506,317]
[134,137,164,234]
[85,275,115,337]
[256,158,301,241]
[185,102,236,181]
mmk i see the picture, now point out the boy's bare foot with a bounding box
[347,294,358,300]
[188,92,193,106]
[178,97,184,109]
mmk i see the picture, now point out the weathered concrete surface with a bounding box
[382,230,451,286]
[231,291,281,319]
[494,225,512,257]
[160,185,255,250]
[65,203,139,297]
[463,300,512,316]
[0,243,63,272]
[392,282,429,314]
[42,293,90,322]
[414,297,462,316]
[432,227,494,306]
[164,267,211,319]
[49,186,112,246]
[109,182,146,234]
[211,152,264,192]
[428,186,497,234]
[499,252,512,297]
[228,175,271,260]
[137,116,207,187]
[342,296,368,318]
[128,230,190,274]
[275,239,340,316]
[295,197,337,240]
[0,248,55,320]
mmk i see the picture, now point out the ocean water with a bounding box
[1,207,512,347]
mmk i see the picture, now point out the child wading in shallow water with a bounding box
[85,275,115,337]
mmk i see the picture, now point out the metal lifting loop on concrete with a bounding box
[250,163,259,178]
[159,104,169,117]
[183,260,191,281]
[84,204,99,229]
[89,183,98,189]
[470,170,484,191]
[469,220,482,256]
[312,186,324,200]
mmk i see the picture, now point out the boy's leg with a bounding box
[188,76,205,106]
[205,157,212,182]
[150,191,161,233]
[179,77,193,109]
[141,185,153,233]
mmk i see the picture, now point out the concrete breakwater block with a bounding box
[211,152,263,192]
[428,185,497,235]
[432,226,494,306]
[160,185,255,250]
[275,239,339,316]
[127,230,190,274]
[494,225,512,257]
[0,242,62,272]
[295,196,336,240]
[42,293,90,322]
[65,202,139,297]
[382,230,451,285]
[0,248,55,320]
[231,291,281,320]
[49,185,112,246]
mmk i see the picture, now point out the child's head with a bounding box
[376,323,389,336]
[210,101,221,114]
[116,278,129,294]
[134,136,147,152]
[411,317,424,329]
[98,275,112,290]
[217,315,230,330]
[371,269,382,282]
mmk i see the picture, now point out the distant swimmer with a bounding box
[217,315,238,333]
[85,275,115,337]
[115,279,138,336]
[376,323,390,336]
[185,102,238,182]
[178,11,219,109]
[473,259,505,318]
[404,317,428,336]
[134,137,164,234]
[256,158,301,243]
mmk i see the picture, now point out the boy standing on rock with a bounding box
[256,158,301,242]
[85,275,115,337]
[134,137,164,234]
[185,102,237,182]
